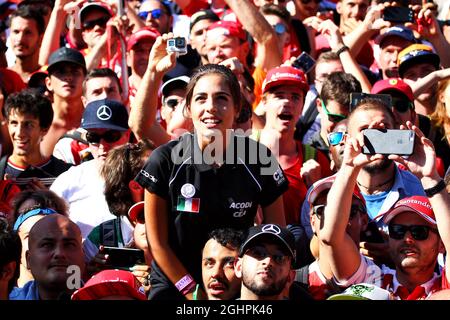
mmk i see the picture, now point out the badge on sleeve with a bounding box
[177,197,200,213]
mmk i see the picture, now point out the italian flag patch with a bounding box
[177,197,200,213]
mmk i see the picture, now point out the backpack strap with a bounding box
[302,144,317,163]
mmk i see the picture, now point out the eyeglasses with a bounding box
[138,9,163,20]
[164,98,181,109]
[272,23,287,35]
[321,99,347,123]
[13,208,57,231]
[327,131,346,146]
[245,246,290,265]
[388,224,438,241]
[82,16,110,30]
[312,204,364,220]
[86,130,123,144]
[392,98,413,113]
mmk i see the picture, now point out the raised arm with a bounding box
[389,122,450,284]
[39,0,71,66]
[128,33,175,145]
[318,19,372,93]
[224,0,282,71]
[319,131,384,282]
[410,68,450,97]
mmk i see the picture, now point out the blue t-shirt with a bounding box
[363,191,389,220]
[9,280,39,300]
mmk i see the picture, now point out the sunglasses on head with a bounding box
[138,8,163,20]
[388,224,438,241]
[82,16,110,30]
[313,204,364,220]
[86,130,122,144]
[327,131,346,146]
[272,23,287,35]
[392,98,413,113]
[321,99,347,123]
[245,246,289,265]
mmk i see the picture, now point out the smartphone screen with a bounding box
[292,52,316,73]
[103,247,146,269]
[382,7,414,23]
[362,129,415,155]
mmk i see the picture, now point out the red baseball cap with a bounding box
[71,269,147,300]
[206,20,246,41]
[381,196,436,226]
[262,66,309,94]
[127,27,160,51]
[307,174,366,208]
[371,78,414,102]
[128,201,144,224]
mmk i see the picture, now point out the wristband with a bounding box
[335,45,349,56]
[175,274,195,293]
[424,179,446,197]
[181,280,197,296]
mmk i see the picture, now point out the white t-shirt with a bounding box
[50,160,115,239]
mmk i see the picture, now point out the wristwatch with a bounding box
[424,179,446,197]
[335,45,349,56]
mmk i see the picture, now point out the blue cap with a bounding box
[13,208,57,231]
[81,99,129,131]
[375,25,416,46]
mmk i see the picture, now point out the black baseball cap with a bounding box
[81,99,129,131]
[239,224,296,262]
[189,9,220,32]
[47,47,87,74]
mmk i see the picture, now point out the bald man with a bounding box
[10,215,86,300]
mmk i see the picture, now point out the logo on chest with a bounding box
[229,201,253,218]
[177,183,200,213]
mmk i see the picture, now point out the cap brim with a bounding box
[327,294,369,300]
[82,123,128,132]
[47,61,86,74]
[399,54,440,77]
[382,205,436,225]
[263,80,309,94]
[72,282,146,300]
[239,233,295,261]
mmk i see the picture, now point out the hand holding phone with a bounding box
[102,246,146,269]
[382,6,414,23]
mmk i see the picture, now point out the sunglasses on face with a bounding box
[392,98,413,113]
[138,8,163,20]
[313,204,364,220]
[272,23,287,35]
[245,246,289,265]
[327,131,346,146]
[321,99,347,123]
[82,16,110,31]
[388,224,438,241]
[86,130,122,144]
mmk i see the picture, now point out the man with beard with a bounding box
[9,5,44,83]
[235,224,296,300]
[348,99,425,221]
[198,228,245,300]
[318,119,450,299]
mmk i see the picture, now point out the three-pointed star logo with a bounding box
[97,105,112,121]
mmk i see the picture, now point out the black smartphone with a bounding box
[382,6,414,23]
[103,246,146,269]
[292,52,316,73]
[349,92,392,111]
[362,129,415,156]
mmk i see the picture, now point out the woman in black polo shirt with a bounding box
[135,64,288,300]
